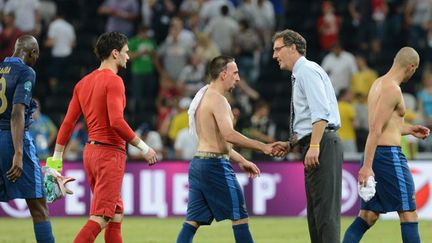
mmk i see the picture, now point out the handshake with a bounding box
[43,157,75,203]
[262,141,290,157]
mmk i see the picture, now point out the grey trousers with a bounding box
[299,131,343,243]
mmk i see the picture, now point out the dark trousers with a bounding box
[299,131,343,243]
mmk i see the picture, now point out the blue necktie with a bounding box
[289,75,297,144]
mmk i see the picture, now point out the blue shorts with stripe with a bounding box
[361,146,416,213]
[0,131,44,201]
[186,157,248,225]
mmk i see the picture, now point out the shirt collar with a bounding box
[4,57,24,64]
[292,56,307,77]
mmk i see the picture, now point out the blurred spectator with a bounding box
[405,0,432,52]
[64,120,88,161]
[348,0,372,51]
[249,100,276,143]
[234,19,262,87]
[156,76,181,136]
[29,98,58,160]
[4,0,41,36]
[337,89,358,153]
[179,0,202,19]
[351,53,378,100]
[177,53,206,97]
[128,123,163,160]
[353,93,369,152]
[156,19,193,81]
[174,127,198,160]
[200,0,235,25]
[98,0,139,37]
[168,96,191,142]
[39,0,57,25]
[128,25,159,111]
[0,13,23,61]
[254,0,275,51]
[370,0,388,44]
[204,5,239,55]
[234,0,256,27]
[366,38,388,75]
[186,12,204,34]
[195,32,221,65]
[317,1,341,51]
[166,16,196,49]
[238,101,276,160]
[44,10,76,93]
[322,43,358,96]
[143,0,176,44]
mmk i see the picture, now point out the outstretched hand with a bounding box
[239,160,261,179]
[410,125,430,139]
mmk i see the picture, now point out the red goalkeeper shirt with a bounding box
[56,69,135,147]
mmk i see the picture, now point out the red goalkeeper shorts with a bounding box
[83,143,126,218]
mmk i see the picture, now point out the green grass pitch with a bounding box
[0,217,430,242]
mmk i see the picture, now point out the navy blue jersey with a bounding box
[0,57,36,130]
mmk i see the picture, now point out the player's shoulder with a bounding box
[205,89,226,102]
[382,78,401,94]
[3,61,35,76]
[99,69,122,83]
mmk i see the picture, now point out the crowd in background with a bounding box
[1,0,432,161]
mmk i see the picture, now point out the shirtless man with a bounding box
[343,47,430,243]
[176,56,284,243]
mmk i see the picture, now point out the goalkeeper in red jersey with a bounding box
[48,32,158,243]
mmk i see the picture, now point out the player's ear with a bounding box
[219,70,226,81]
[112,49,119,59]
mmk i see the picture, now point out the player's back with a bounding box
[367,77,404,146]
[74,69,126,146]
[195,89,231,153]
[0,57,36,130]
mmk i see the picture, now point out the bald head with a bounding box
[394,47,419,68]
[13,35,39,66]
[15,35,38,52]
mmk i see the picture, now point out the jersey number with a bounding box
[0,77,7,115]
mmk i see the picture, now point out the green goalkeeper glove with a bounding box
[46,157,63,172]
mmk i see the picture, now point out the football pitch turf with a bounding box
[0,217,430,242]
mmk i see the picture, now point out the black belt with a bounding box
[296,126,337,147]
[87,140,125,151]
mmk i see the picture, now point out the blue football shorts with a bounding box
[361,146,416,213]
[0,131,44,201]
[186,157,249,225]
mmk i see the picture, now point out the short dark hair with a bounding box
[208,56,235,81]
[272,29,307,56]
[94,32,128,61]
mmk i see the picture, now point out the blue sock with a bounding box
[401,222,420,243]
[342,217,370,243]
[176,222,197,243]
[232,223,254,243]
[34,221,54,243]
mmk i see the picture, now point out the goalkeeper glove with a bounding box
[43,167,75,203]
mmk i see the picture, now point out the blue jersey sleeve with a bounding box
[13,68,35,107]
